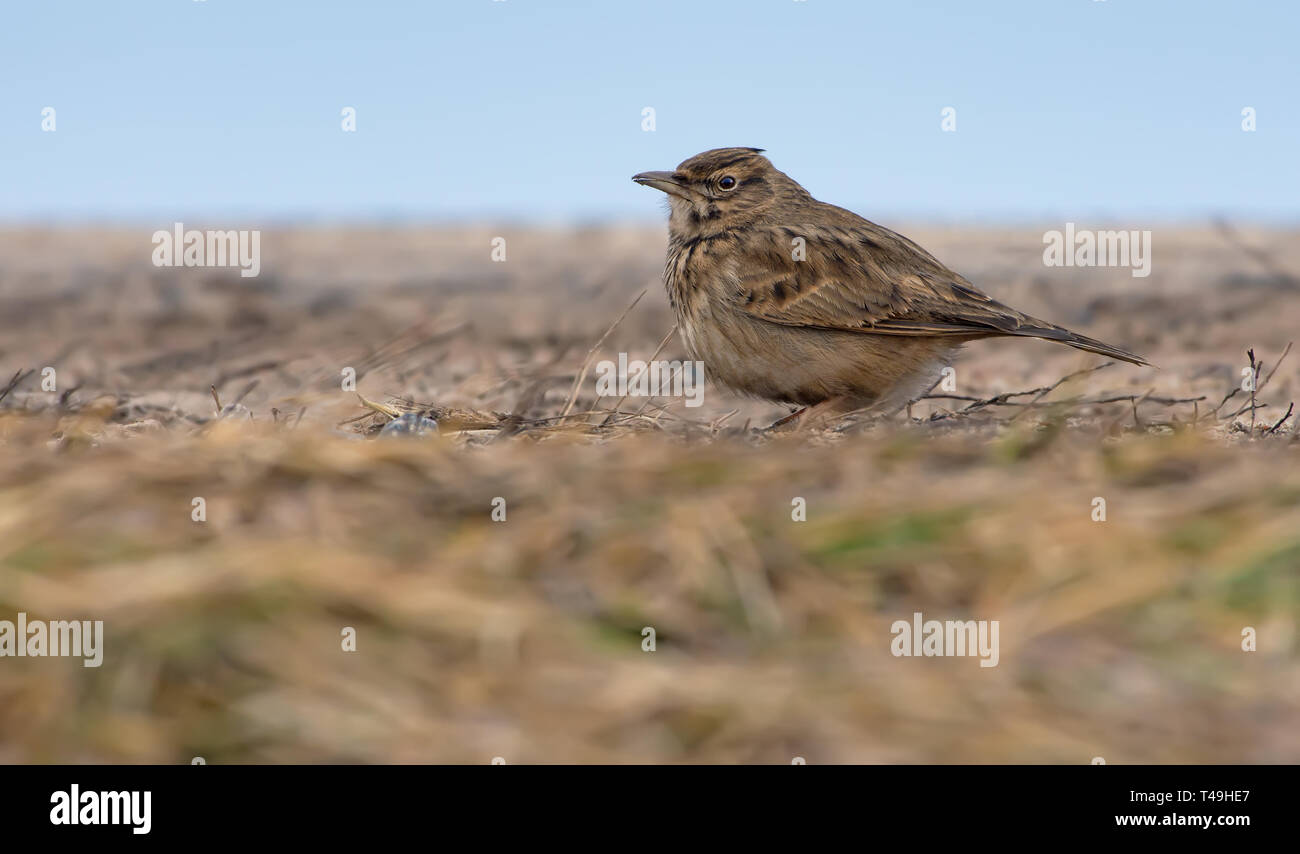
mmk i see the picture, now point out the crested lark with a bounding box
[633,148,1148,419]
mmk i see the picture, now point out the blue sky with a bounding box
[2,0,1296,223]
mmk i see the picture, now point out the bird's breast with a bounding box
[664,237,734,359]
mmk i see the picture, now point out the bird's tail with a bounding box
[1057,330,1151,367]
[1013,321,1151,367]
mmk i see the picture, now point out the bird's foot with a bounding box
[763,397,847,432]
[766,407,807,430]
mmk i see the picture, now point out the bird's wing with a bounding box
[726,222,1150,365]
[728,222,1042,338]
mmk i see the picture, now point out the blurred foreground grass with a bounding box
[0,411,1296,763]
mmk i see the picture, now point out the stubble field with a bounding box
[0,223,1297,763]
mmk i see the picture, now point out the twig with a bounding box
[1082,394,1205,406]
[1265,402,1294,435]
[354,392,401,419]
[232,379,259,406]
[1225,401,1268,420]
[710,408,740,433]
[917,394,986,403]
[58,383,82,409]
[922,388,1203,424]
[559,289,646,418]
[1259,341,1292,392]
[0,369,33,404]
[1008,362,1115,421]
[601,324,677,426]
[1211,387,1241,418]
[1248,348,1260,433]
[1131,389,1154,430]
[908,374,947,419]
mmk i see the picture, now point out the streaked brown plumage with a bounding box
[633,147,1148,415]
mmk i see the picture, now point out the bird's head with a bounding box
[633,147,798,238]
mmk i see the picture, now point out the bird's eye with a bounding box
[718,176,737,191]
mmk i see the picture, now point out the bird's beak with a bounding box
[632,171,691,200]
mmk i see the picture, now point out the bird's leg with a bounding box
[765,397,847,432]
[767,407,807,429]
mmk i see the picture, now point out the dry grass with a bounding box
[0,225,1297,763]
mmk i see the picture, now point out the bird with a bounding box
[633,147,1149,423]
